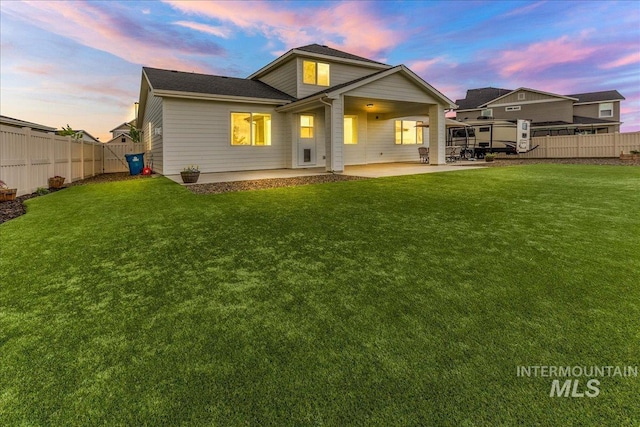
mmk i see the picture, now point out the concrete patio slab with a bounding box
[166,161,486,184]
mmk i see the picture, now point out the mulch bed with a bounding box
[2,160,638,224]
[187,174,368,195]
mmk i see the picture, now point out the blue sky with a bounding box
[1,0,639,140]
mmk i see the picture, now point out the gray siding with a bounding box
[347,73,438,104]
[257,59,297,98]
[297,57,382,99]
[574,101,621,122]
[162,98,287,174]
[492,90,564,105]
[142,92,163,174]
[365,115,429,164]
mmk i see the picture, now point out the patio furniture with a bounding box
[418,147,429,163]
[446,146,462,162]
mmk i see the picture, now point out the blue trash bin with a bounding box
[124,153,145,175]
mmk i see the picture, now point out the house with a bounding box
[455,87,624,136]
[106,121,136,144]
[136,44,456,175]
[55,128,101,143]
[0,115,56,133]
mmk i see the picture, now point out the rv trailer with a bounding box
[448,118,535,158]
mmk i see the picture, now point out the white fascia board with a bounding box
[488,98,572,108]
[153,89,292,106]
[480,87,578,107]
[573,100,621,106]
[275,93,333,113]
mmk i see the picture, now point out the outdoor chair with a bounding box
[418,146,429,163]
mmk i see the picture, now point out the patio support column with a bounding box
[428,104,446,165]
[324,96,344,172]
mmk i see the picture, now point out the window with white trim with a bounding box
[303,60,330,86]
[481,108,493,117]
[506,106,521,111]
[518,93,526,100]
[394,120,424,145]
[344,116,358,144]
[300,115,314,138]
[231,112,272,146]
[599,102,613,118]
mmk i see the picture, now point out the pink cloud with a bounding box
[600,52,640,69]
[407,58,447,75]
[163,0,403,61]
[2,1,217,73]
[491,36,597,78]
[174,21,231,38]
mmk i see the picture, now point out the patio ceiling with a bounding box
[344,96,432,119]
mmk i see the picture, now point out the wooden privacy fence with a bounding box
[499,132,640,159]
[0,125,139,196]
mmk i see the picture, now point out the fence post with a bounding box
[22,127,33,193]
[67,136,72,182]
[576,134,581,158]
[613,132,620,156]
[48,132,55,179]
[80,139,84,179]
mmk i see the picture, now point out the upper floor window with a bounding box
[121,137,126,142]
[231,112,271,146]
[599,103,613,118]
[481,108,493,117]
[395,120,424,145]
[518,93,526,100]
[505,106,521,111]
[303,60,330,86]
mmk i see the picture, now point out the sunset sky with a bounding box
[1,0,639,141]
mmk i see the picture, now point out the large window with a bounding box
[300,115,314,138]
[481,108,493,117]
[303,60,330,86]
[344,116,357,144]
[599,102,613,118]
[394,120,423,145]
[231,113,271,146]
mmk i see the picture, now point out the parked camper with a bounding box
[448,118,534,158]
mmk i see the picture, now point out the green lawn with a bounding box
[1,165,639,426]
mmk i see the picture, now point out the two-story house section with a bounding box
[136,44,455,175]
[455,87,624,136]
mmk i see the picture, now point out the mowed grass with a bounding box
[1,165,639,426]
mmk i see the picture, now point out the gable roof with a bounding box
[481,87,578,107]
[277,65,456,112]
[249,44,391,80]
[455,87,512,110]
[143,67,295,102]
[109,120,135,133]
[295,44,389,66]
[569,90,625,104]
[457,87,625,110]
[0,115,56,132]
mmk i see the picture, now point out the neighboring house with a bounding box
[106,121,135,144]
[55,128,101,143]
[0,115,56,133]
[455,87,624,136]
[109,120,135,139]
[136,44,455,174]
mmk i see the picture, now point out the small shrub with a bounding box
[36,187,50,196]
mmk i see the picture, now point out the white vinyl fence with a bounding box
[499,132,640,159]
[0,125,141,196]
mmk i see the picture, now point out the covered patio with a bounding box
[167,161,485,185]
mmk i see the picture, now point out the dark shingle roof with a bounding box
[143,67,295,101]
[296,44,389,66]
[455,87,513,110]
[568,90,625,103]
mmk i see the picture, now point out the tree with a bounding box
[59,124,83,140]
[128,124,141,143]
